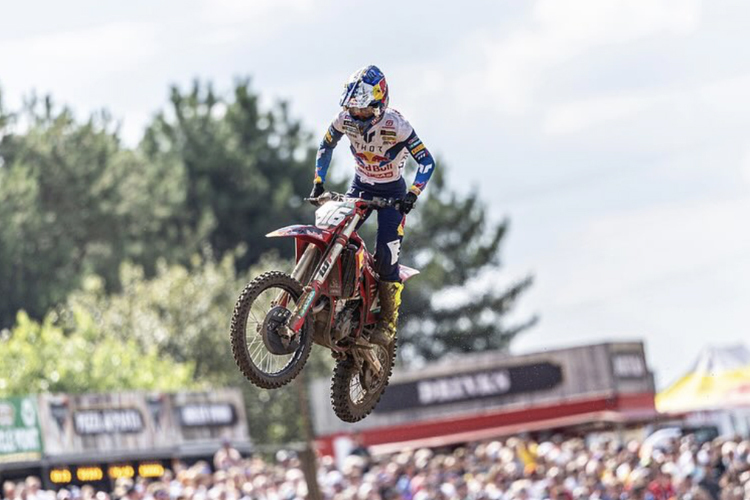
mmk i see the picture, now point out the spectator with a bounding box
[3,482,16,500]
[212,439,242,471]
[3,432,750,500]
[647,467,674,500]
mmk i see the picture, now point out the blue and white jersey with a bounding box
[315,108,435,195]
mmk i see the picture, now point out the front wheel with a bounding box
[330,333,396,422]
[230,271,313,389]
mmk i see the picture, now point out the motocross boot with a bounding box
[369,281,404,347]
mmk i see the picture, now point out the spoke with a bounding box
[259,350,270,370]
[243,285,301,376]
[249,342,265,361]
[274,354,291,373]
[248,309,262,325]
[246,331,259,345]
[249,339,266,360]
[247,335,262,348]
[247,334,263,349]
[270,357,277,374]
[351,375,364,403]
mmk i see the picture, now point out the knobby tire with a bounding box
[330,336,397,422]
[230,271,313,389]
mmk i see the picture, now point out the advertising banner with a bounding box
[376,362,563,413]
[37,389,249,458]
[310,341,655,436]
[0,396,43,463]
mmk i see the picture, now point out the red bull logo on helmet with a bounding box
[372,78,387,102]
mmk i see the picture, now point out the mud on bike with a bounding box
[230,192,418,422]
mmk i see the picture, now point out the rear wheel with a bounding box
[330,333,396,422]
[230,271,313,389]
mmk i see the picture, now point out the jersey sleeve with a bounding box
[405,130,436,195]
[314,113,345,184]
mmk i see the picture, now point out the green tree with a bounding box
[396,165,537,363]
[67,253,249,384]
[140,80,320,271]
[66,253,333,444]
[0,309,195,396]
[0,96,190,328]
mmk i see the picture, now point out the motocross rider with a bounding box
[310,65,436,347]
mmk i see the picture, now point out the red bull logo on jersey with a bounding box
[356,151,391,164]
[356,167,396,180]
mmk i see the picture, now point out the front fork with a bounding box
[288,214,361,333]
[271,244,318,311]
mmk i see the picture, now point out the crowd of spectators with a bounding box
[2,432,749,500]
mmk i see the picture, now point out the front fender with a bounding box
[266,225,331,245]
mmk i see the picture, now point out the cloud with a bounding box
[0,22,159,71]
[180,0,329,56]
[510,193,750,386]
[0,21,165,145]
[744,149,750,185]
[545,195,750,309]
[199,0,315,22]
[196,0,317,44]
[464,0,702,114]
[543,93,657,135]
[543,73,750,136]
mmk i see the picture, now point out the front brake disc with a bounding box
[261,306,299,355]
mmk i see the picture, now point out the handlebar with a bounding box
[304,191,400,209]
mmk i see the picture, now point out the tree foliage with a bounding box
[0,309,195,396]
[140,80,319,270]
[0,80,321,329]
[0,97,189,328]
[64,253,334,444]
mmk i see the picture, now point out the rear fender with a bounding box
[399,265,420,282]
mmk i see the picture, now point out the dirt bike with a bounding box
[230,192,419,422]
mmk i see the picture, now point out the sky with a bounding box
[1,0,749,388]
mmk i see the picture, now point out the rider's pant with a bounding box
[347,176,406,282]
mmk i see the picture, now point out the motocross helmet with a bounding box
[339,65,389,133]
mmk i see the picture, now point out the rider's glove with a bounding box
[397,192,418,215]
[309,182,325,199]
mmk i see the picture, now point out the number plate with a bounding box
[315,201,355,229]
